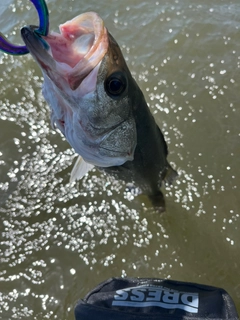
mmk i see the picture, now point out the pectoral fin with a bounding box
[70,155,94,183]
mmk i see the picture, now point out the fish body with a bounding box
[20,12,177,206]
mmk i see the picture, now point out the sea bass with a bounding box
[21,12,177,207]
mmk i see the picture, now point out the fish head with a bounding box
[21,12,138,167]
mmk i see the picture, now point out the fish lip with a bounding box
[21,12,109,91]
[21,25,49,49]
[21,25,56,76]
[20,25,49,55]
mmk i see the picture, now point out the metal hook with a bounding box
[0,0,49,55]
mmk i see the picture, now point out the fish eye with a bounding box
[105,72,127,98]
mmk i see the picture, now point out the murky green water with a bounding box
[0,0,240,319]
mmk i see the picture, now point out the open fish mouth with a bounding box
[21,12,109,90]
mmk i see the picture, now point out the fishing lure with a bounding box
[0,0,49,55]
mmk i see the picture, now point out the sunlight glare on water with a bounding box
[0,0,240,319]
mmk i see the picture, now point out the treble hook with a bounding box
[0,0,49,55]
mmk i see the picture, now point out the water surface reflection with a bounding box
[0,0,240,319]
